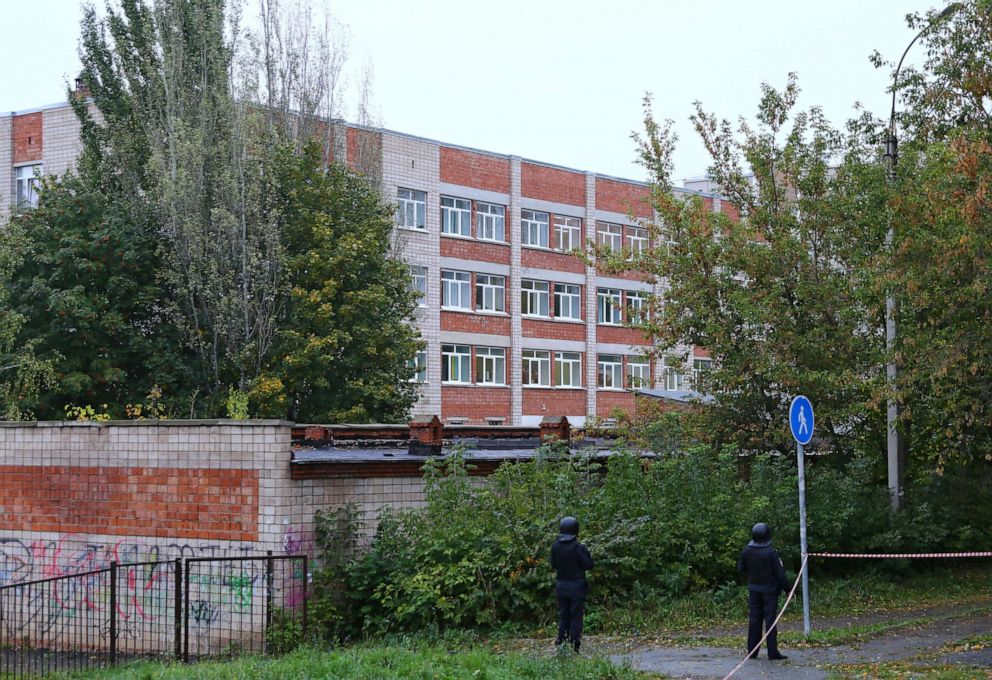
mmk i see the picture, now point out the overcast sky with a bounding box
[2,0,942,183]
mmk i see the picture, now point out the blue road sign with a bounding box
[790,395,814,446]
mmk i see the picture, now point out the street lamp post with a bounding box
[883,3,961,510]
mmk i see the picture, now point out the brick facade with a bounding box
[12,112,42,163]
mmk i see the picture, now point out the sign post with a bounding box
[789,395,814,638]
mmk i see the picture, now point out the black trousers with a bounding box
[747,589,781,658]
[556,594,586,649]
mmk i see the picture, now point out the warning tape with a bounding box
[721,554,808,680]
[809,552,992,559]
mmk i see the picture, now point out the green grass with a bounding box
[825,661,992,679]
[59,645,653,680]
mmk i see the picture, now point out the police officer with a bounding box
[551,516,594,652]
[737,522,789,660]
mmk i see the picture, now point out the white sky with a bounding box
[1,0,941,183]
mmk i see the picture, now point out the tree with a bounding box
[261,144,423,422]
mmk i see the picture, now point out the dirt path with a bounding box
[605,602,992,679]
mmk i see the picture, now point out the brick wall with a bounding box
[598,325,650,345]
[522,389,586,417]
[440,147,510,193]
[596,390,636,416]
[522,318,585,342]
[521,162,585,205]
[441,310,511,335]
[521,247,585,273]
[12,112,42,163]
[441,386,512,421]
[595,178,653,218]
[439,236,511,263]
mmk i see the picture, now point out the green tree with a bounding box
[264,144,422,422]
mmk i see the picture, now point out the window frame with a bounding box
[521,209,550,248]
[475,346,507,385]
[441,270,472,310]
[626,356,651,389]
[397,187,427,230]
[521,279,550,317]
[555,351,583,388]
[626,291,648,324]
[626,226,648,255]
[522,349,551,387]
[408,350,428,383]
[663,362,684,391]
[597,354,624,390]
[441,344,472,384]
[475,274,506,313]
[553,215,582,252]
[440,196,472,237]
[553,283,582,320]
[410,266,428,307]
[597,288,623,325]
[597,222,622,251]
[476,201,506,242]
[14,164,42,209]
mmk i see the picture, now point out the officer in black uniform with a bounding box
[737,522,789,660]
[550,516,594,652]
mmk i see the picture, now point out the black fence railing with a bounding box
[0,554,308,678]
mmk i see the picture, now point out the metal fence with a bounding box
[0,554,308,678]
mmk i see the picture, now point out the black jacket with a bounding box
[551,538,594,596]
[737,540,789,594]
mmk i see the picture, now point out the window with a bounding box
[627,291,648,323]
[597,288,622,324]
[554,215,582,252]
[521,280,550,317]
[408,350,427,383]
[442,344,471,383]
[597,222,622,251]
[627,356,650,388]
[555,352,582,388]
[521,209,549,248]
[522,350,551,386]
[627,226,648,255]
[15,164,42,209]
[477,202,505,242]
[410,266,427,306]
[441,196,471,236]
[692,358,713,386]
[553,283,581,320]
[441,270,472,310]
[663,362,685,390]
[475,274,505,313]
[397,188,426,229]
[597,354,623,389]
[475,347,506,385]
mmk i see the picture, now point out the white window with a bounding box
[521,209,549,248]
[627,291,648,323]
[522,349,551,387]
[441,270,472,310]
[627,356,650,388]
[477,202,505,242]
[597,288,622,325]
[521,279,550,317]
[554,215,582,252]
[442,344,471,383]
[597,222,622,251]
[692,358,713,386]
[597,354,623,389]
[475,347,506,385]
[441,196,471,236]
[627,226,648,255]
[408,350,428,383]
[663,362,685,391]
[397,188,426,229]
[475,274,505,313]
[410,266,427,306]
[15,164,42,209]
[553,283,581,320]
[555,352,582,388]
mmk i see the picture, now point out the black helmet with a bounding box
[751,522,771,543]
[559,516,579,541]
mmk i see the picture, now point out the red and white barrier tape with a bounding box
[809,551,992,559]
[721,554,808,680]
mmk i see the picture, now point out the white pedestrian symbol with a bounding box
[798,406,809,435]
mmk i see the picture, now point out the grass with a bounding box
[825,662,992,679]
[58,645,653,680]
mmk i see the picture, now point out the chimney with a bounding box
[73,74,91,100]
[408,415,442,455]
[539,416,570,444]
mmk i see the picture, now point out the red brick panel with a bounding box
[597,391,636,416]
[0,466,259,541]
[693,346,712,359]
[440,237,511,264]
[610,269,647,282]
[440,147,510,193]
[13,112,43,163]
[346,127,382,173]
[521,163,585,206]
[522,318,585,342]
[597,326,651,345]
[441,311,510,335]
[442,386,511,422]
[521,248,585,273]
[722,202,741,222]
[595,179,652,218]
[522,389,586,416]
